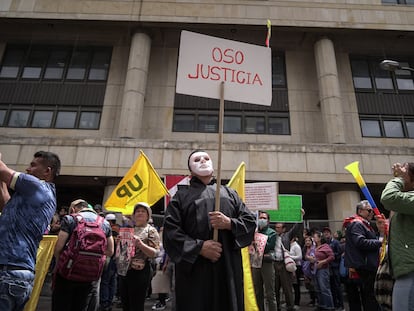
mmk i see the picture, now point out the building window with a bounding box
[224,115,242,133]
[173,114,194,132]
[44,50,69,80]
[0,105,101,129]
[350,59,373,90]
[0,45,112,82]
[8,110,30,127]
[360,116,414,138]
[79,112,101,129]
[360,119,381,137]
[382,0,414,4]
[351,56,414,138]
[350,57,414,93]
[0,44,111,129]
[32,111,53,128]
[0,47,25,78]
[173,110,289,135]
[406,121,414,138]
[173,52,290,135]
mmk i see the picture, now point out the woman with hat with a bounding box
[118,202,160,311]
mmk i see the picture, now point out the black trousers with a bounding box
[119,263,151,311]
[356,269,381,311]
[52,273,98,311]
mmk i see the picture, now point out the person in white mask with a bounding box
[163,150,256,311]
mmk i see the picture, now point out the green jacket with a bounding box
[380,177,414,279]
[259,226,276,254]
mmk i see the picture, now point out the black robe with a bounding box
[163,177,256,311]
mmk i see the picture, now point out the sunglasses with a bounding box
[362,208,374,213]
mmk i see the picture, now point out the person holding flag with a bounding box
[163,150,256,311]
[344,200,383,311]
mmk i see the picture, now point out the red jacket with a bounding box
[315,243,334,270]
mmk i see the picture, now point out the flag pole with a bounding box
[213,81,225,242]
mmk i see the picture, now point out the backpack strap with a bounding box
[95,215,105,231]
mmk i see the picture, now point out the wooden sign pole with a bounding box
[213,81,225,242]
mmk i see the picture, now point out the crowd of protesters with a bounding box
[4,149,410,311]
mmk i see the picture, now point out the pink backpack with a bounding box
[57,214,107,282]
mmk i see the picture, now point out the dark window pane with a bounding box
[8,110,30,127]
[269,117,290,134]
[173,114,194,131]
[272,55,286,87]
[79,112,100,129]
[32,111,53,128]
[382,0,398,3]
[198,115,218,132]
[373,60,393,90]
[0,47,25,78]
[351,60,373,89]
[224,116,241,133]
[384,120,404,137]
[44,50,68,80]
[22,49,47,79]
[406,121,414,138]
[0,110,6,125]
[245,116,265,133]
[66,51,89,80]
[88,50,111,81]
[361,119,381,137]
[56,111,77,128]
[395,64,414,90]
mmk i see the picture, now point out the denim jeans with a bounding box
[393,271,414,311]
[315,268,334,310]
[100,259,117,308]
[0,269,35,311]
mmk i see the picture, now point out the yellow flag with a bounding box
[104,150,169,215]
[24,235,58,311]
[227,162,259,311]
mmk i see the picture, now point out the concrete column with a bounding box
[326,190,360,233]
[117,31,151,138]
[314,37,346,144]
[102,183,117,213]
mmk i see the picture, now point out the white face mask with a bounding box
[258,219,268,229]
[189,152,214,177]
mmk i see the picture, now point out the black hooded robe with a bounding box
[163,177,256,311]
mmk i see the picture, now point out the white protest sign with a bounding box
[245,182,278,211]
[176,30,272,106]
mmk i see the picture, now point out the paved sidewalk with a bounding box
[35,273,349,311]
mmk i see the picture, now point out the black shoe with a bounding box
[152,302,166,310]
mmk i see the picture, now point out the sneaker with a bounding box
[152,302,166,310]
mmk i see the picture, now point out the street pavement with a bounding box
[36,288,349,311]
[35,280,350,311]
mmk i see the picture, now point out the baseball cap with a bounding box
[70,199,88,210]
[105,213,116,221]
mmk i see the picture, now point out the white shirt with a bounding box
[274,234,283,261]
[289,241,302,266]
